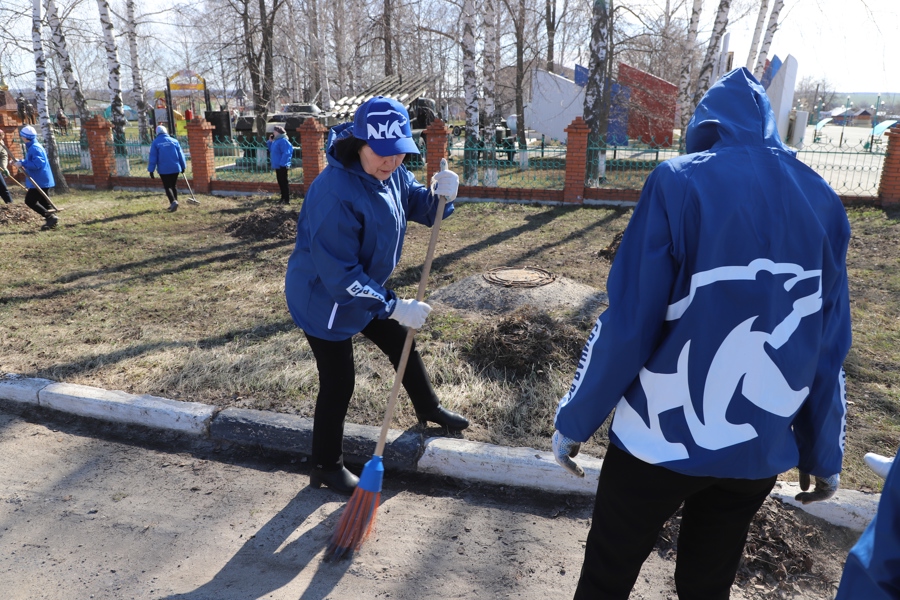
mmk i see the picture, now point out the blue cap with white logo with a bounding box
[352,96,420,156]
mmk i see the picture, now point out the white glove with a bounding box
[794,472,840,504]
[552,430,585,478]
[864,453,895,480]
[389,298,432,329]
[430,168,459,201]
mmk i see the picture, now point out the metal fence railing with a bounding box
[794,125,885,197]
[586,134,680,190]
[210,135,303,183]
[450,134,567,189]
[106,136,194,178]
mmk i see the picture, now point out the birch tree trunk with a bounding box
[382,0,393,76]
[745,0,768,71]
[507,0,529,168]
[690,0,730,114]
[96,0,129,175]
[753,0,783,79]
[677,0,703,133]
[462,0,479,186]
[33,0,68,193]
[45,0,90,130]
[583,0,611,185]
[544,0,556,73]
[125,0,149,142]
[483,0,498,187]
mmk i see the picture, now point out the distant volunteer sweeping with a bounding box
[12,125,58,231]
[552,67,852,600]
[284,96,466,495]
[147,125,186,212]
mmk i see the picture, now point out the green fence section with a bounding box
[451,136,566,189]
[586,135,680,190]
[210,136,303,183]
[107,136,193,178]
[55,140,91,174]
[795,136,884,197]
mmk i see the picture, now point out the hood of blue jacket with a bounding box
[685,67,791,155]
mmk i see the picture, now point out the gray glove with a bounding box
[552,430,585,478]
[389,298,432,329]
[794,472,840,504]
[0,167,9,177]
[149,171,155,178]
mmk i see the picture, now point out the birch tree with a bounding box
[45,0,90,136]
[583,0,611,185]
[32,0,68,193]
[96,0,128,174]
[752,0,783,79]
[483,0,498,186]
[745,0,768,71]
[690,0,730,114]
[502,0,530,167]
[461,0,479,186]
[124,0,149,142]
[677,0,703,132]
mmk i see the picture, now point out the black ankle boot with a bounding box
[416,405,469,432]
[310,466,359,495]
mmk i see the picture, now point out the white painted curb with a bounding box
[418,437,603,495]
[770,481,880,532]
[0,373,54,404]
[36,382,216,434]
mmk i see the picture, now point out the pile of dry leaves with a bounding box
[464,305,585,377]
[0,203,42,227]
[226,205,299,240]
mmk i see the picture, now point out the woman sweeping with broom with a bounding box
[284,96,466,496]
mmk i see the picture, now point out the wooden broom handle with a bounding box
[374,159,450,456]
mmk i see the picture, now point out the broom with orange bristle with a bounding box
[326,158,453,561]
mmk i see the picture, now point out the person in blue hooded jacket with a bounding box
[267,125,293,203]
[12,125,58,230]
[834,445,900,600]
[148,125,187,212]
[551,67,852,600]
[284,96,465,495]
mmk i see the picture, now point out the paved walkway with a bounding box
[0,372,880,532]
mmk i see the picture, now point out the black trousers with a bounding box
[0,173,11,204]
[160,173,179,203]
[304,318,440,472]
[275,167,289,202]
[574,443,777,600]
[24,187,54,217]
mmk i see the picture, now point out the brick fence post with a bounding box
[299,118,327,191]
[84,116,114,189]
[186,117,215,193]
[425,118,450,183]
[564,117,589,204]
[0,113,23,164]
[878,129,900,206]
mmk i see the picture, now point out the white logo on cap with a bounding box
[367,109,408,140]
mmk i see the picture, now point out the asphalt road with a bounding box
[0,406,622,600]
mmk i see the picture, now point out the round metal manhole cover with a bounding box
[483,266,556,288]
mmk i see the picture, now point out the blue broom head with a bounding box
[358,455,384,493]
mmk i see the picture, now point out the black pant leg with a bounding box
[160,173,179,203]
[674,475,777,600]
[304,332,356,471]
[574,443,694,600]
[275,167,290,202]
[24,188,50,217]
[0,175,11,203]
[360,317,440,414]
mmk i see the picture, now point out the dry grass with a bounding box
[1,191,898,491]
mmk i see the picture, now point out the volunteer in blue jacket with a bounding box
[835,445,900,600]
[552,67,852,600]
[12,125,58,230]
[284,96,466,495]
[148,125,187,212]
[267,125,293,203]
